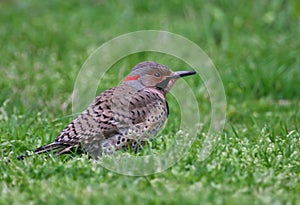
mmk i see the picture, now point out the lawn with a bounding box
[1,0,300,204]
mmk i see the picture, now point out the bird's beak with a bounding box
[156,70,196,90]
[172,70,196,78]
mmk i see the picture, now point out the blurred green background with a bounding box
[1,0,300,204]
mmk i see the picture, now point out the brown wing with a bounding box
[33,87,120,155]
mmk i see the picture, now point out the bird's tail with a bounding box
[34,142,64,154]
[17,142,64,160]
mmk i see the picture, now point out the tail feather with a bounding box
[34,142,65,155]
[17,141,66,160]
[56,145,80,155]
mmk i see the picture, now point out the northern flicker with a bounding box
[17,61,196,159]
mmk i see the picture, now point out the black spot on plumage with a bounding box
[102,114,110,119]
[97,105,104,111]
[134,96,141,102]
[166,101,169,116]
[95,99,103,107]
[145,93,151,98]
[119,100,127,107]
[101,120,110,125]
[81,115,89,121]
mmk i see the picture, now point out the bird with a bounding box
[17,61,196,159]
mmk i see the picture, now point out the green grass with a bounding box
[1,0,300,204]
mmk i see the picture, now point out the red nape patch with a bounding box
[123,75,140,82]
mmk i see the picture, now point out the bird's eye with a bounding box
[154,72,161,77]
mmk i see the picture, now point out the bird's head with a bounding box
[123,61,196,93]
